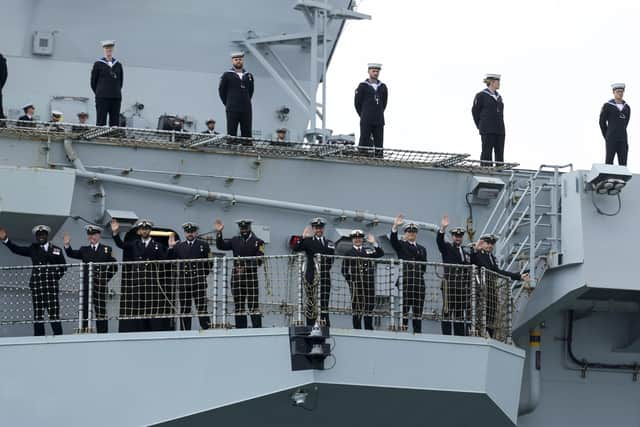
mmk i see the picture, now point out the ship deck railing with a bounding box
[0,254,514,343]
[0,119,519,173]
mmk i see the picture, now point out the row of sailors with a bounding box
[13,103,291,141]
[0,216,527,337]
[1,47,630,166]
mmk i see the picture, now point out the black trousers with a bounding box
[95,97,121,126]
[605,139,628,166]
[401,279,425,333]
[81,280,109,333]
[226,109,252,139]
[480,133,505,163]
[349,279,375,330]
[304,277,331,327]
[231,267,261,328]
[31,281,63,336]
[178,278,210,330]
[359,122,384,156]
[441,270,471,336]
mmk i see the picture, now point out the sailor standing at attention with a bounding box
[599,83,631,166]
[91,40,124,127]
[354,63,388,157]
[472,74,505,164]
[218,52,254,140]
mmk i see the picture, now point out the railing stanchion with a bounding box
[88,262,93,333]
[78,264,84,333]
[212,257,218,327]
[221,257,228,327]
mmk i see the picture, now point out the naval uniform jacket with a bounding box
[599,99,630,142]
[3,240,67,287]
[91,57,124,98]
[436,231,469,265]
[167,239,213,283]
[470,249,520,281]
[294,236,335,284]
[472,89,505,135]
[218,69,254,113]
[341,245,384,284]
[64,243,118,285]
[389,231,427,281]
[354,80,388,125]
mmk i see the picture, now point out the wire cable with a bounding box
[591,191,622,216]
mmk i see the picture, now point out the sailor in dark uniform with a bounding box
[436,215,471,336]
[215,218,265,328]
[341,230,384,330]
[218,52,254,139]
[63,225,117,333]
[111,218,168,332]
[470,234,528,337]
[0,225,67,336]
[91,40,124,127]
[167,222,213,330]
[18,103,36,127]
[293,217,335,326]
[389,215,427,333]
[354,63,388,157]
[0,53,7,124]
[202,118,219,135]
[599,83,631,165]
[472,73,505,164]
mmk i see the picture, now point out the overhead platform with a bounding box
[0,329,524,427]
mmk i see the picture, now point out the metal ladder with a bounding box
[480,164,572,304]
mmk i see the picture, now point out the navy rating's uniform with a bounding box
[472,87,505,163]
[293,235,335,326]
[390,230,427,333]
[64,243,117,333]
[599,99,631,165]
[216,230,265,328]
[0,53,7,122]
[91,54,124,126]
[436,230,471,336]
[219,67,254,138]
[113,234,168,332]
[168,239,213,330]
[354,78,388,156]
[341,245,384,330]
[2,239,67,336]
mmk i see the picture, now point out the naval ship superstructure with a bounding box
[0,1,639,426]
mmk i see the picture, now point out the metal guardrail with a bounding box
[0,119,519,172]
[0,255,513,342]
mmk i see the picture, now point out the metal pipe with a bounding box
[84,164,262,183]
[64,139,106,221]
[309,7,319,131]
[74,170,440,232]
[518,329,541,416]
[529,176,536,284]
